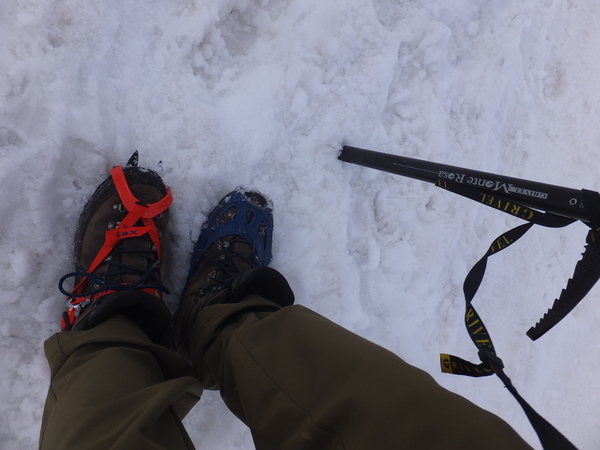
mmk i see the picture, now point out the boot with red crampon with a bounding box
[58,152,173,345]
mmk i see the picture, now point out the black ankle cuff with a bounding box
[72,291,172,345]
[229,267,295,307]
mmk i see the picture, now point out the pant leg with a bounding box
[39,315,203,450]
[190,296,533,450]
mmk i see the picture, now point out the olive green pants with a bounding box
[40,296,532,449]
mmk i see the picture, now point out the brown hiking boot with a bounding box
[58,152,173,344]
[172,188,294,355]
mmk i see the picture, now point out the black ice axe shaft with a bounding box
[339,146,591,223]
[339,145,600,340]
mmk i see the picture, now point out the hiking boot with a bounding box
[58,152,173,344]
[172,188,294,355]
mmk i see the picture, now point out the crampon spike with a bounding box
[126,151,139,168]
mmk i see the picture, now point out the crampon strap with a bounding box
[60,165,173,331]
[437,179,584,450]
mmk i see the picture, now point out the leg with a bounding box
[172,188,532,450]
[42,156,201,449]
[190,297,532,450]
[40,315,202,450]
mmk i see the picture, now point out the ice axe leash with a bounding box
[339,146,598,449]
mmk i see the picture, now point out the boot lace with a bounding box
[58,235,170,298]
[191,237,257,297]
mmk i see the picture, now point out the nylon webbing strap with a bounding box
[435,179,577,450]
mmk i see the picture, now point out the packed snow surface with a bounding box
[2,1,600,449]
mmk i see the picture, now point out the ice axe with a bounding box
[340,145,595,450]
[339,145,600,340]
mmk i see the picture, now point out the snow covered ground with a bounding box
[2,0,599,448]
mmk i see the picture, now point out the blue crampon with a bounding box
[185,187,274,290]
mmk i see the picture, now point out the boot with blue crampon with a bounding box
[172,187,294,356]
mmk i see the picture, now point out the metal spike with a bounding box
[126,151,139,168]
